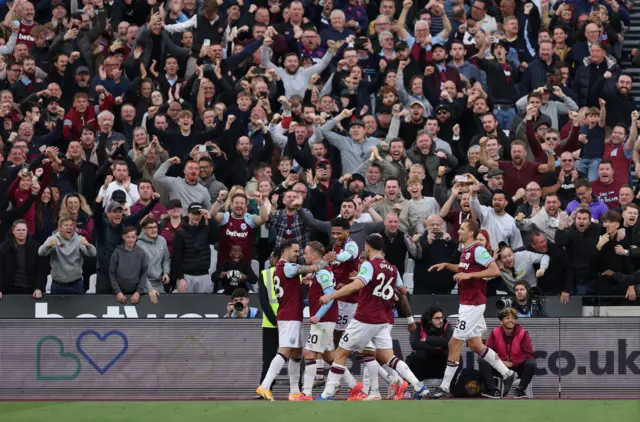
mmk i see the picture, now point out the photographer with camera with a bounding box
[413,214,459,294]
[497,281,548,318]
[225,288,262,319]
[479,307,536,398]
[406,307,454,381]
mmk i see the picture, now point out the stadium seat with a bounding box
[403,273,414,294]
[264,260,271,270]
[451,283,458,295]
[494,376,533,398]
[406,258,415,273]
[45,275,52,294]
[87,274,97,294]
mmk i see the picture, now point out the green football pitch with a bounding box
[1,401,638,422]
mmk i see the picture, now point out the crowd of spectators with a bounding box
[0,0,636,306]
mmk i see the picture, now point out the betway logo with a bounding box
[226,229,248,238]
[34,303,221,318]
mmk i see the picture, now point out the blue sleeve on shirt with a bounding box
[315,286,335,319]
[474,246,494,268]
[283,263,301,278]
[356,261,374,285]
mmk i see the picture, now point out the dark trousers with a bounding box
[82,256,96,291]
[406,351,449,380]
[261,327,279,387]
[479,357,537,390]
[51,279,85,295]
[96,271,112,294]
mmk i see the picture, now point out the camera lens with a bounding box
[234,302,244,312]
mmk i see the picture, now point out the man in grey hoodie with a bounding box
[110,226,149,304]
[137,217,171,292]
[39,216,97,294]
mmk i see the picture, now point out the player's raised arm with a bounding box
[283,261,327,278]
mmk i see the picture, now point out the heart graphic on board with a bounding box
[76,330,128,375]
[35,336,81,381]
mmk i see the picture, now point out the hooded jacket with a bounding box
[109,244,149,294]
[136,232,171,283]
[38,231,97,283]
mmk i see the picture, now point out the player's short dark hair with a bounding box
[574,178,591,190]
[138,179,155,190]
[331,217,350,230]
[81,124,96,135]
[462,219,480,237]
[272,243,284,260]
[280,239,300,251]
[306,241,325,256]
[598,159,613,168]
[366,233,386,252]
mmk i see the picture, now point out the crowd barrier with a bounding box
[0,317,638,400]
[0,293,608,319]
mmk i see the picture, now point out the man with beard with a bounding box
[470,183,523,251]
[574,43,621,108]
[406,307,454,381]
[4,0,38,49]
[198,156,225,203]
[155,157,212,215]
[520,41,560,95]
[10,56,45,102]
[601,74,636,128]
[378,138,407,185]
[355,149,398,196]
[297,197,384,250]
[479,138,554,200]
[526,232,573,301]
[93,190,161,294]
[424,44,461,100]
[98,161,139,209]
[517,193,569,242]
[470,113,511,158]
[604,111,638,185]
[211,190,269,264]
[260,32,338,99]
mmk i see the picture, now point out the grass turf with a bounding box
[1,401,639,422]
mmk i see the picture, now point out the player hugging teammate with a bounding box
[257,232,428,401]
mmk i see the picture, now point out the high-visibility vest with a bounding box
[261,267,279,328]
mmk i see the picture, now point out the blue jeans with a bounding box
[493,108,517,132]
[51,279,85,294]
[574,282,596,295]
[576,157,601,182]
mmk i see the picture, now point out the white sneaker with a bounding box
[364,393,382,401]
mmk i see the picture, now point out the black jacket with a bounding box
[0,235,48,294]
[524,241,573,294]
[414,235,458,294]
[172,218,219,279]
[555,223,601,285]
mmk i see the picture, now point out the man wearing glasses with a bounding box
[541,151,583,209]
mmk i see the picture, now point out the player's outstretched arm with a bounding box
[321,279,365,304]
[428,262,459,273]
